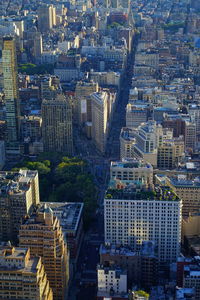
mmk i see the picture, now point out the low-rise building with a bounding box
[97,265,127,299]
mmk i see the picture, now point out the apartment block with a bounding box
[19,206,69,300]
[0,170,40,242]
[0,244,53,300]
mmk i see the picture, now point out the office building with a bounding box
[2,37,20,155]
[21,115,42,142]
[176,288,195,300]
[100,244,140,286]
[104,181,182,263]
[184,122,196,151]
[131,121,164,167]
[42,202,84,265]
[42,95,73,155]
[40,75,61,101]
[110,159,153,187]
[183,264,200,299]
[157,137,184,169]
[156,175,200,216]
[91,91,109,153]
[0,141,5,170]
[19,206,69,300]
[100,241,158,289]
[33,32,43,62]
[0,244,53,300]
[38,5,56,32]
[120,128,136,160]
[75,81,98,126]
[0,170,40,242]
[126,103,148,129]
[140,241,158,290]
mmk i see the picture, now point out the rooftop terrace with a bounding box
[105,182,179,201]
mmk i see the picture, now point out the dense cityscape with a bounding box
[0,0,200,299]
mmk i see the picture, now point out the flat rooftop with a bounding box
[169,176,200,188]
[41,202,83,233]
[0,170,38,196]
[100,244,136,257]
[111,159,152,170]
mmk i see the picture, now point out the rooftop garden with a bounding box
[105,186,179,201]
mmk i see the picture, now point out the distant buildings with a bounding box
[0,244,53,300]
[42,95,73,155]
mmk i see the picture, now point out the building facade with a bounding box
[0,245,53,300]
[42,95,73,155]
[2,36,20,155]
[110,159,153,187]
[104,182,182,263]
[19,206,69,300]
[0,170,40,242]
[91,91,109,153]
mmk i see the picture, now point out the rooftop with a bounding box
[0,170,38,196]
[105,182,179,202]
[110,159,153,170]
[100,244,136,257]
[176,288,195,299]
[41,202,83,233]
[169,176,200,188]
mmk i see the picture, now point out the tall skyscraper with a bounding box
[33,32,43,63]
[91,91,109,153]
[2,37,20,155]
[104,180,182,263]
[19,206,69,300]
[0,170,40,242]
[42,95,73,155]
[75,80,98,125]
[38,5,56,32]
[0,245,53,300]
